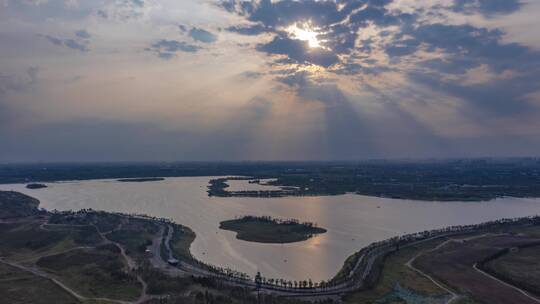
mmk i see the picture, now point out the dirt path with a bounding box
[16,219,166,304]
[0,257,130,304]
[404,233,510,304]
[405,238,460,304]
[472,263,540,303]
[406,233,540,304]
[39,222,91,232]
[92,223,152,303]
[17,246,95,264]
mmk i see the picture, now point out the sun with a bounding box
[286,22,325,49]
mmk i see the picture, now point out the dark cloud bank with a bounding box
[220,0,539,116]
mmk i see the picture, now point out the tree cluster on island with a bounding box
[232,215,320,228]
[26,183,48,189]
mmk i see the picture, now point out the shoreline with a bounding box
[21,193,540,287]
[219,216,327,244]
[2,189,540,301]
[2,175,539,203]
[3,179,540,283]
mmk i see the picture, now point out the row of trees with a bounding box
[333,215,540,286]
[252,215,540,291]
[255,272,338,290]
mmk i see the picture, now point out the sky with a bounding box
[1,0,540,162]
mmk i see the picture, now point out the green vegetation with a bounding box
[49,210,122,233]
[2,189,540,304]
[4,160,540,202]
[205,160,540,201]
[0,191,40,219]
[219,216,326,243]
[37,246,142,301]
[26,183,48,189]
[207,178,230,196]
[108,218,159,258]
[169,224,196,261]
[412,232,540,304]
[0,263,79,304]
[343,239,456,304]
[0,221,101,261]
[140,265,191,295]
[117,177,165,182]
[484,245,540,296]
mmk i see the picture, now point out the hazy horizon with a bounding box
[2,156,540,165]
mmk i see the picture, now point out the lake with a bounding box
[2,177,540,282]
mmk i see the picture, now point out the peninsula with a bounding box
[117,177,165,183]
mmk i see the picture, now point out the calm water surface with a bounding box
[2,177,540,282]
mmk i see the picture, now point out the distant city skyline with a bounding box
[1,0,540,162]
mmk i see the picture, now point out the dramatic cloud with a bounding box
[452,0,523,17]
[226,24,267,36]
[147,39,201,59]
[1,0,540,161]
[222,0,540,116]
[257,36,339,67]
[189,28,217,43]
[221,0,415,67]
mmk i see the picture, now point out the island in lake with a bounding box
[117,177,165,182]
[2,189,540,303]
[25,183,48,189]
[219,215,327,243]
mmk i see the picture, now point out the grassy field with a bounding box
[484,245,540,295]
[37,245,142,301]
[169,224,196,261]
[108,217,159,258]
[219,216,326,243]
[414,235,540,304]
[49,211,123,233]
[0,191,40,219]
[2,189,540,304]
[343,239,457,304]
[0,262,79,304]
[0,221,102,262]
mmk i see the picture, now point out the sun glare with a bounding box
[286,22,325,49]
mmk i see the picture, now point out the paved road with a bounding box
[157,224,376,298]
[147,225,189,277]
[8,218,166,304]
[13,216,525,303]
